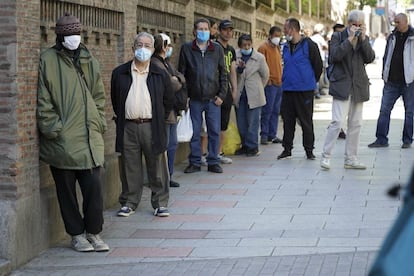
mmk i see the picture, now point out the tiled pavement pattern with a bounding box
[12,63,412,275]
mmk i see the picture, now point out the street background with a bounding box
[12,62,412,275]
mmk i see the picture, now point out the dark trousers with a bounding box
[50,166,104,236]
[280,91,315,152]
[121,121,169,210]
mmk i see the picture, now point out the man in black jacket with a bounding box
[179,18,228,173]
[111,32,175,217]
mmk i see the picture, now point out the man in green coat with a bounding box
[37,13,109,252]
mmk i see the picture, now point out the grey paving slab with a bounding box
[189,247,274,258]
[205,229,284,239]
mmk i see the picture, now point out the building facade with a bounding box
[0,0,333,273]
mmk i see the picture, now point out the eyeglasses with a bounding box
[134,43,153,49]
[352,24,362,27]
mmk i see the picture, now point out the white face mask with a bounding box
[135,48,152,62]
[62,35,81,50]
[271,37,281,46]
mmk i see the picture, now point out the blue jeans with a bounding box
[166,123,178,176]
[260,84,282,139]
[236,95,261,149]
[189,99,221,166]
[375,82,414,144]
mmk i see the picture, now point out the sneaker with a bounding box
[368,141,389,148]
[201,153,207,166]
[218,152,233,164]
[170,180,180,187]
[271,137,282,144]
[246,148,260,157]
[277,150,292,160]
[402,143,412,149]
[320,157,330,169]
[154,207,170,217]
[184,164,201,173]
[306,151,315,160]
[86,233,109,252]
[344,160,366,170]
[117,206,135,217]
[207,164,223,173]
[71,234,94,252]
[260,137,269,145]
[235,146,248,155]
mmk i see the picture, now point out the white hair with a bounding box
[134,32,154,47]
[348,10,365,23]
[314,23,324,33]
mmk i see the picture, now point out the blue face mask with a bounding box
[240,48,252,56]
[134,48,152,62]
[196,31,210,43]
[166,47,173,58]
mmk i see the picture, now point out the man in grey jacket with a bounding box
[320,10,375,170]
[368,13,414,149]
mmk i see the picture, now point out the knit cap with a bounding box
[55,13,82,35]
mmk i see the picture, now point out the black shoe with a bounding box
[246,148,260,157]
[207,164,223,173]
[402,143,412,149]
[368,141,389,148]
[338,129,346,139]
[271,137,282,144]
[260,137,269,145]
[169,180,180,187]
[306,151,315,160]
[235,146,248,155]
[184,164,201,173]
[277,150,292,160]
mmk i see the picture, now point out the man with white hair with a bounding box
[320,10,375,170]
[111,32,175,217]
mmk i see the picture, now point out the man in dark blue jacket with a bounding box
[179,18,228,174]
[277,17,323,161]
[111,32,175,218]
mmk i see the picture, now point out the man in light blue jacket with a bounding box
[368,13,414,149]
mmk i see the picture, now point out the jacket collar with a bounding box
[120,60,164,75]
[191,39,215,51]
[391,25,414,38]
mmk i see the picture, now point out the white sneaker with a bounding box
[344,160,366,170]
[201,154,207,166]
[71,234,94,252]
[86,233,109,252]
[218,153,232,164]
[320,157,330,169]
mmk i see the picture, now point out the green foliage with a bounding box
[274,0,297,12]
[348,0,378,10]
[360,0,378,8]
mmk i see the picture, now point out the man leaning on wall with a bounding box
[37,13,109,253]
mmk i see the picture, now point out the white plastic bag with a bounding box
[177,110,193,142]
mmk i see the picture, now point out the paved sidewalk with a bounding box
[12,64,412,275]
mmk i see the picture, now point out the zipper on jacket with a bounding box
[201,49,205,99]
